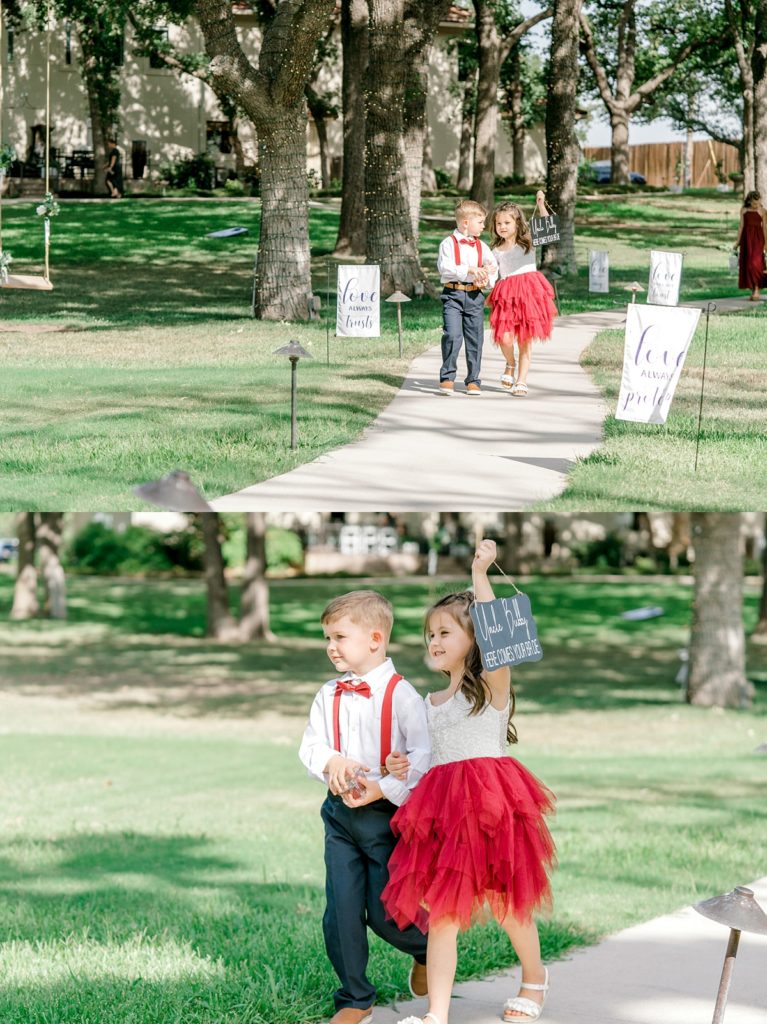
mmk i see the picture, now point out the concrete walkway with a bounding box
[214,309,626,511]
[213,296,756,512]
[361,877,767,1024]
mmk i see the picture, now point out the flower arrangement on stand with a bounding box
[36,192,60,219]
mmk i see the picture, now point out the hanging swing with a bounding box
[0,0,54,290]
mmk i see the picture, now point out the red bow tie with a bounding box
[335,679,372,698]
[459,238,478,246]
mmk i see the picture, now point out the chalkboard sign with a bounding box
[530,214,560,247]
[469,593,543,670]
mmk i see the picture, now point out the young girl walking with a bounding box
[381,540,556,1024]
[487,193,558,397]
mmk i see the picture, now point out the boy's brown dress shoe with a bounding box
[328,1007,374,1024]
[438,381,455,395]
[409,958,428,997]
[466,382,481,395]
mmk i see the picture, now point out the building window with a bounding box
[149,27,169,69]
[65,22,72,65]
[206,120,233,155]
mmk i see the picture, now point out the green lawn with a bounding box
[0,573,766,1023]
[0,192,764,510]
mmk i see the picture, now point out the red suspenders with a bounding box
[332,672,403,773]
[451,234,482,269]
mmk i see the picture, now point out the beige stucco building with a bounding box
[3,10,545,190]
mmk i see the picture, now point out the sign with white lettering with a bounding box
[530,214,560,247]
[589,250,609,293]
[469,593,543,671]
[615,303,701,424]
[336,265,380,337]
[647,250,683,306]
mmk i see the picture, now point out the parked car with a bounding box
[0,538,18,561]
[589,160,647,185]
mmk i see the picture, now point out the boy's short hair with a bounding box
[455,199,487,222]
[321,590,394,642]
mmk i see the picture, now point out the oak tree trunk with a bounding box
[610,109,631,186]
[365,0,426,293]
[198,513,239,641]
[193,0,336,320]
[457,71,476,190]
[335,0,368,256]
[687,513,752,708]
[506,47,526,180]
[240,513,275,641]
[422,127,437,191]
[502,513,524,575]
[10,513,38,621]
[542,0,581,275]
[256,112,313,320]
[471,0,502,212]
[37,513,67,620]
[754,0,767,196]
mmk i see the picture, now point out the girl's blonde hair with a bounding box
[490,201,533,253]
[425,591,517,744]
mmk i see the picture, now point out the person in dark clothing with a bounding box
[734,189,767,301]
[104,139,124,198]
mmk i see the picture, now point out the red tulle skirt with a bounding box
[382,756,556,933]
[488,271,558,346]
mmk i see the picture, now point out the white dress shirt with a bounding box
[437,230,498,287]
[299,657,431,806]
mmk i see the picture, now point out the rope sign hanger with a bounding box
[0,0,55,291]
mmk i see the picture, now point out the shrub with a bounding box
[434,167,453,190]
[66,522,205,576]
[571,532,626,570]
[224,177,246,196]
[66,522,174,575]
[266,528,304,571]
[159,152,216,190]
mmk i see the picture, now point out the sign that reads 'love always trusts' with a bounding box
[470,593,543,671]
[336,265,380,337]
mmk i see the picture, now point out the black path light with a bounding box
[273,338,313,450]
[694,885,767,1024]
[385,291,411,357]
[134,470,212,511]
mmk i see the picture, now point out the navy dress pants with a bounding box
[321,792,427,1010]
[440,286,485,385]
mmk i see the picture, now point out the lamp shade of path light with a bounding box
[693,886,767,1024]
[385,291,411,357]
[273,339,313,451]
[134,471,212,511]
[624,281,645,303]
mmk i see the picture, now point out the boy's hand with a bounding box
[535,189,547,216]
[473,538,497,573]
[385,750,410,780]
[324,755,370,796]
[342,778,383,808]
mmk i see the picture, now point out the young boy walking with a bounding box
[299,590,431,1024]
[436,199,497,396]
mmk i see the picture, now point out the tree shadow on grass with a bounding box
[0,830,590,1024]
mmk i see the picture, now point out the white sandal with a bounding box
[398,1014,442,1024]
[502,966,549,1021]
[510,381,529,397]
[501,364,515,389]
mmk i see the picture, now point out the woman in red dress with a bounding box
[735,190,767,301]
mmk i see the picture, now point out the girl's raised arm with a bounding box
[472,540,512,697]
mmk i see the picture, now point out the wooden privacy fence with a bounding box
[583,139,741,188]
